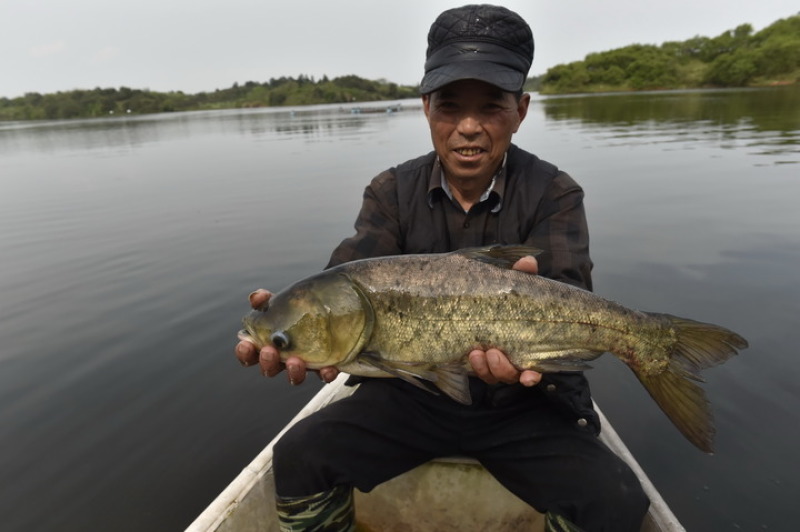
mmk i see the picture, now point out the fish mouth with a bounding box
[238,329,256,344]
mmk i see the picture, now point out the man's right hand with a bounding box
[234,289,339,385]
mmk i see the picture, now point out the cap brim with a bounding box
[419,61,525,94]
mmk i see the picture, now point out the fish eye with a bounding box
[270,331,290,350]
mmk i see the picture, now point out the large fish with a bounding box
[239,246,747,452]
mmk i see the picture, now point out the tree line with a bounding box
[537,14,800,94]
[0,75,418,121]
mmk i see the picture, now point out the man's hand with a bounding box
[467,255,542,387]
[234,289,339,384]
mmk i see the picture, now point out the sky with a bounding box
[2,0,798,99]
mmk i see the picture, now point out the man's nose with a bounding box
[456,114,483,136]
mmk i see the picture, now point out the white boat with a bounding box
[186,374,685,531]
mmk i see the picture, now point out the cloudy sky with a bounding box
[2,0,797,98]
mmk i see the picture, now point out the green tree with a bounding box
[539,15,799,93]
[754,38,800,77]
[541,63,590,93]
[705,49,758,86]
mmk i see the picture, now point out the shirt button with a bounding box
[546,384,556,393]
[577,418,588,428]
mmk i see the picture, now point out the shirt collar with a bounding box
[427,153,506,213]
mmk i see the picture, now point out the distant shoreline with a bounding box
[4,12,798,122]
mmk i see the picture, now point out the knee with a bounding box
[590,458,648,508]
[578,461,650,530]
[273,418,340,496]
[273,419,322,470]
[610,462,649,515]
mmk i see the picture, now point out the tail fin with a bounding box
[635,315,748,453]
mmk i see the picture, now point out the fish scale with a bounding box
[350,253,655,369]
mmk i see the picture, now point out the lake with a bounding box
[1,87,798,531]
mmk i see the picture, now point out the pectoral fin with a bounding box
[431,362,472,405]
[358,353,472,405]
[359,352,437,380]
[358,352,439,393]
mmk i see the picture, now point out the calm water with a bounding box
[1,88,798,531]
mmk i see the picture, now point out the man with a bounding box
[236,5,649,531]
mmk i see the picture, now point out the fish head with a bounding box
[238,272,372,368]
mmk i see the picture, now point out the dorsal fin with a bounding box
[458,245,543,269]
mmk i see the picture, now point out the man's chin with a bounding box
[443,162,494,183]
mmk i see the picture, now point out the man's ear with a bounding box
[514,92,531,132]
[421,94,431,121]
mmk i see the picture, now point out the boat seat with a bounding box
[353,456,545,531]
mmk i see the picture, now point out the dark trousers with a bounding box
[273,378,649,532]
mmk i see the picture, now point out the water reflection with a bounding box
[0,100,422,155]
[539,87,800,161]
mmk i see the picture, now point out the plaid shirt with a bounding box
[327,143,593,291]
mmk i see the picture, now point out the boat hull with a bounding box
[186,374,684,531]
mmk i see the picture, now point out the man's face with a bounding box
[423,79,530,185]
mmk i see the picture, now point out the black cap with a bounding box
[420,4,534,94]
